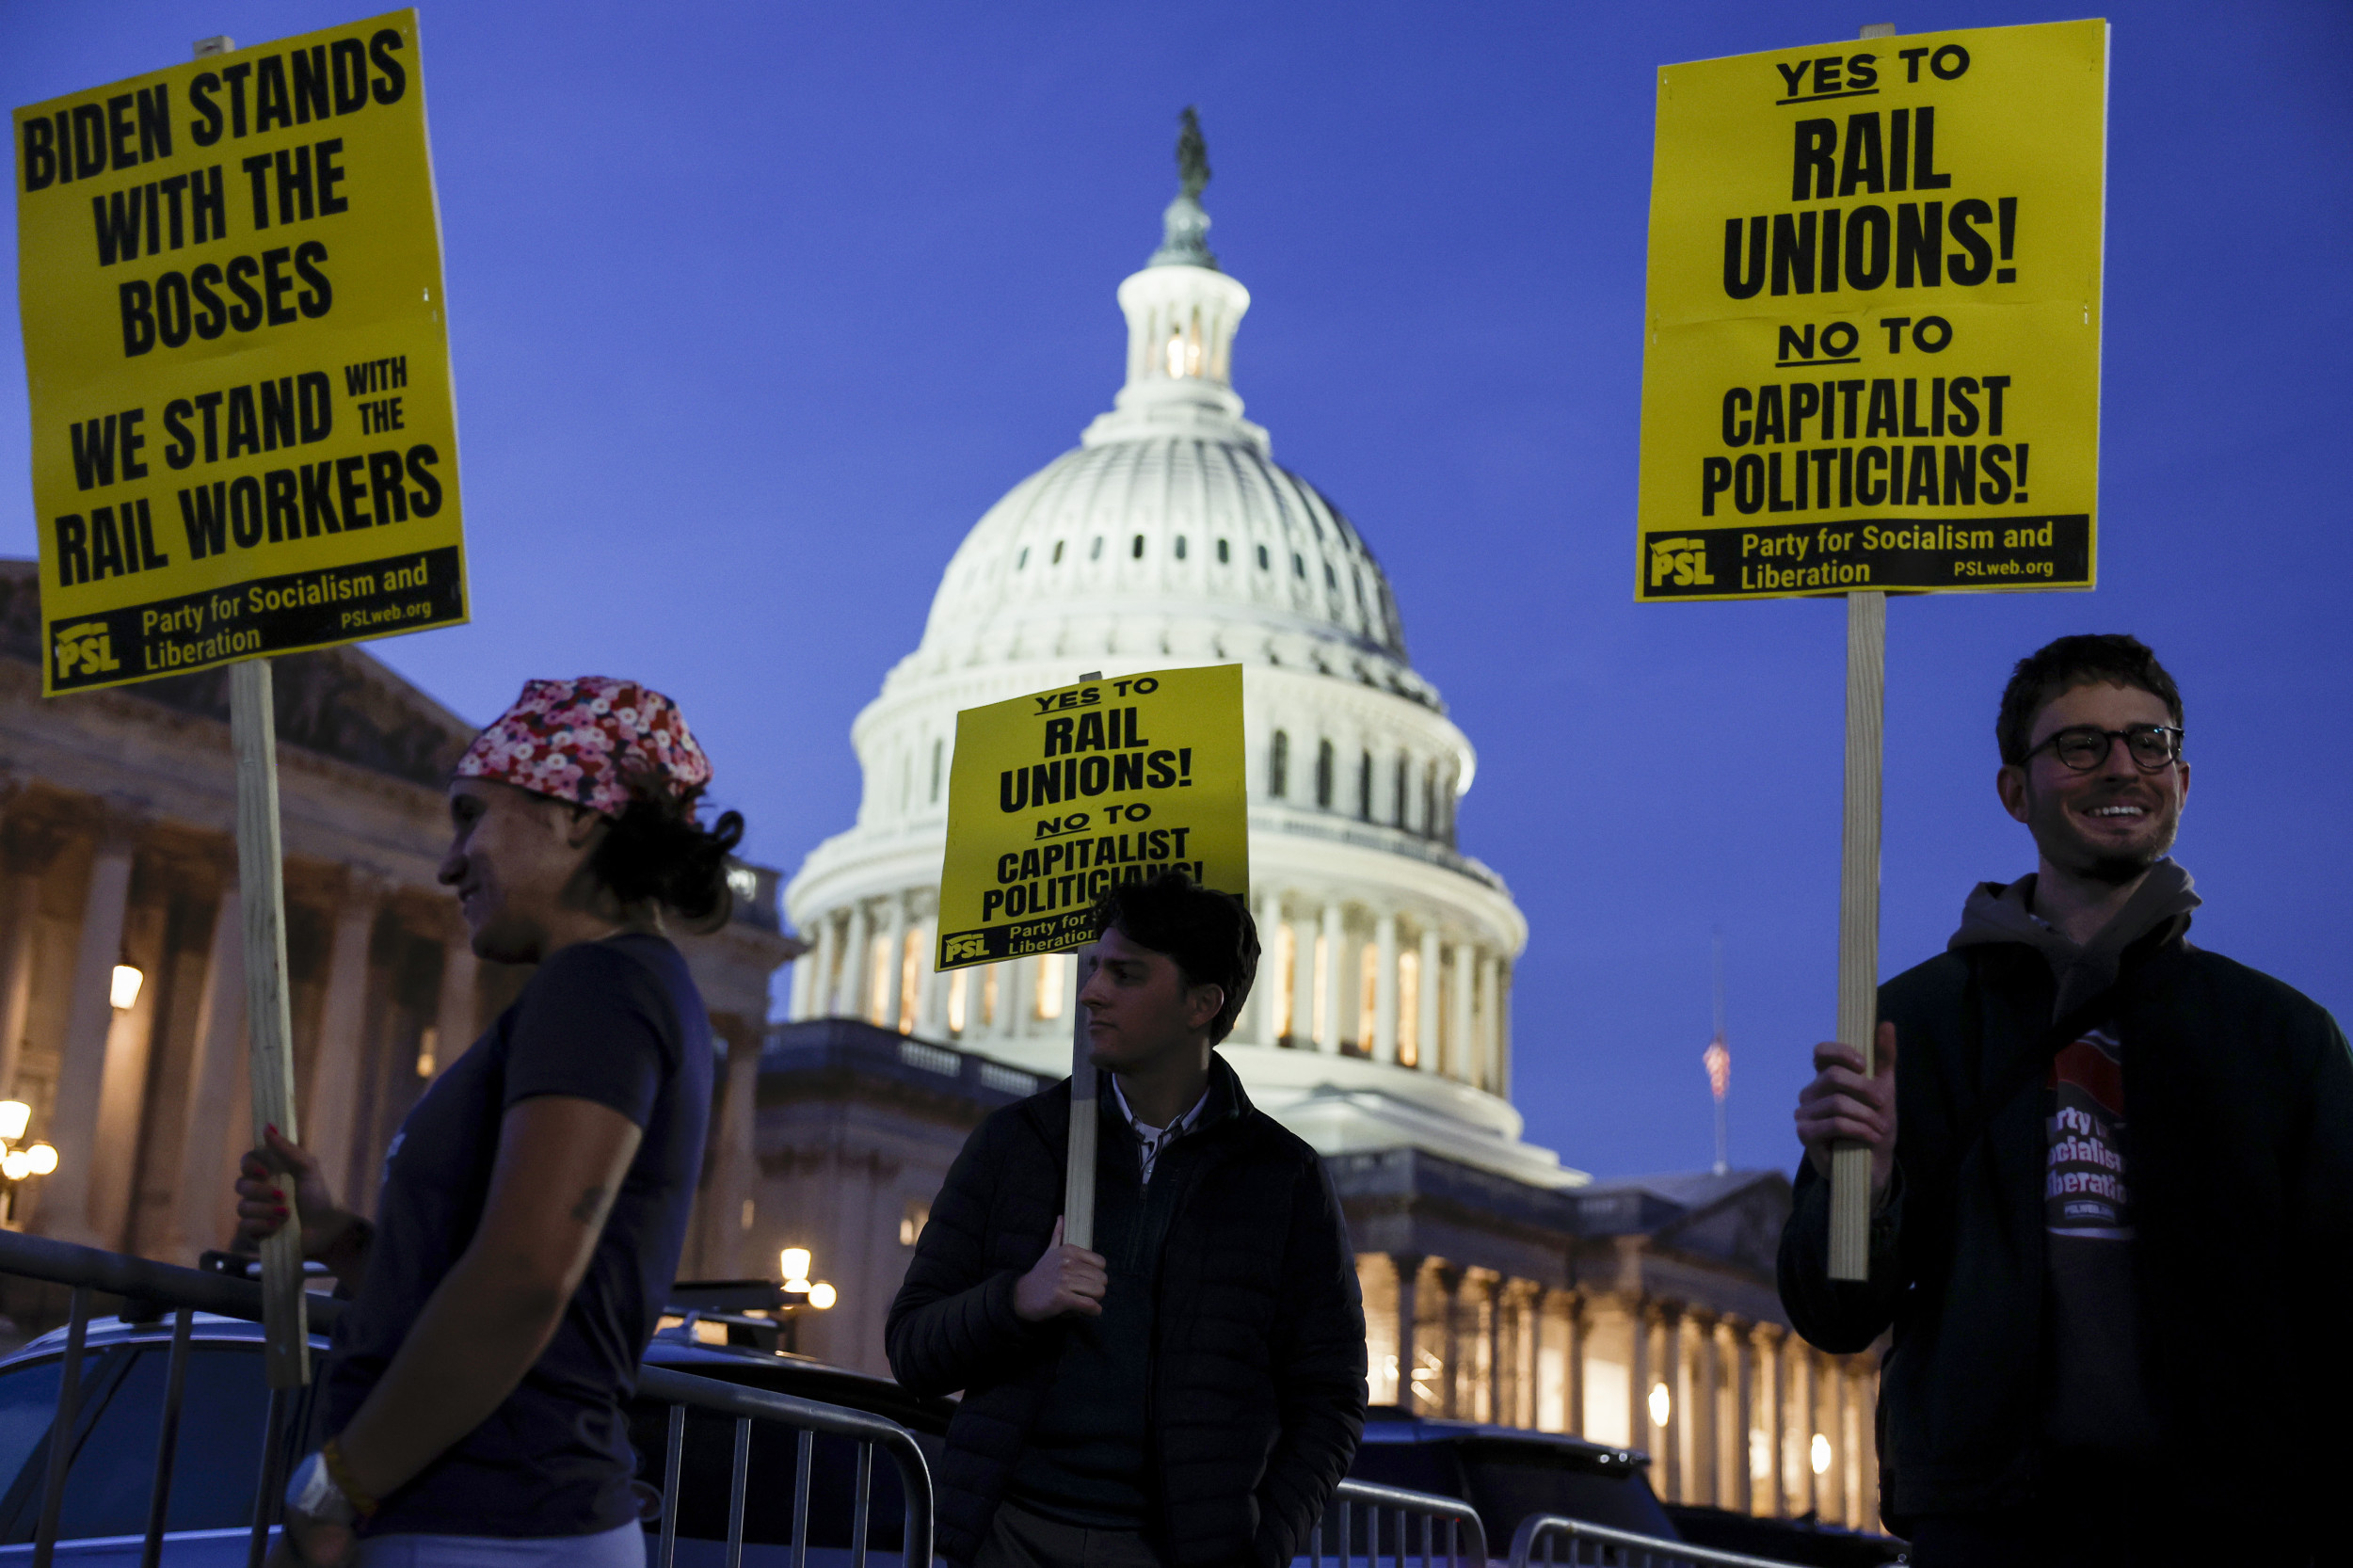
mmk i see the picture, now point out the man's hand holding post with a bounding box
[1796,1021,1898,1206]
[1016,1216,1107,1321]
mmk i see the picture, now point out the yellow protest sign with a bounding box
[936,665,1249,970]
[1637,21,2106,601]
[16,10,463,695]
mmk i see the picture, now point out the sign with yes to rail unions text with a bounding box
[1637,20,2105,603]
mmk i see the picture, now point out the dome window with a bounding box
[1315,740,1335,809]
[1270,730,1289,798]
[930,739,943,803]
[1175,535,1188,560]
[1131,534,1145,559]
[1394,753,1411,828]
[1292,552,1306,579]
[1324,563,1337,589]
[1357,750,1373,820]
[1216,538,1229,564]
[1016,548,1029,569]
[1257,545,1270,570]
[1090,536,1104,561]
[1052,540,1065,565]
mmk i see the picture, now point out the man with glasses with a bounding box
[1778,633,2352,1566]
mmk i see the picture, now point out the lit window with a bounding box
[1811,1432,1833,1476]
[900,1200,930,1247]
[414,1025,440,1080]
[1649,1382,1672,1428]
[1035,952,1067,1019]
[1750,1429,1773,1481]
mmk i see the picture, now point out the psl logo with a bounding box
[942,932,990,964]
[53,622,121,682]
[1648,536,1716,588]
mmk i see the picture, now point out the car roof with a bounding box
[1361,1405,1650,1471]
[0,1316,954,1435]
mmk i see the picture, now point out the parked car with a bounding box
[0,1304,946,1565]
[1346,1403,1681,1547]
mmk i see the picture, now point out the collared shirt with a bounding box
[1109,1076,1209,1186]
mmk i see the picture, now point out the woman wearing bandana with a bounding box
[234,678,738,1567]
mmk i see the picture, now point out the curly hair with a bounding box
[588,788,746,931]
[1996,633,2185,766]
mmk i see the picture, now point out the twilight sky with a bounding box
[8,1,2348,1181]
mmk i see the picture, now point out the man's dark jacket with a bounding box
[887,1054,1368,1568]
[1779,914,2353,1553]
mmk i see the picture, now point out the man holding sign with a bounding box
[1778,636,2353,1563]
[888,873,1366,1568]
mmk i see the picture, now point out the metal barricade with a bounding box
[0,1228,934,1568]
[1509,1513,1807,1568]
[1305,1477,1489,1567]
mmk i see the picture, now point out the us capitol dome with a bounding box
[785,121,1579,1190]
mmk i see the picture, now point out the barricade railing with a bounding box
[1509,1513,1807,1568]
[1307,1477,1489,1567]
[0,1227,934,1568]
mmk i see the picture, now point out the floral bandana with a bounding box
[455,677,712,819]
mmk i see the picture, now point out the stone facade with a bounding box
[0,557,795,1292]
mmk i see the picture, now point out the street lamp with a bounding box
[778,1248,835,1312]
[0,1101,27,1142]
[109,964,143,1010]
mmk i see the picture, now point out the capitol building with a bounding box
[782,142,1562,1193]
[765,130,1885,1531]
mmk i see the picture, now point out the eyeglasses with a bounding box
[2022,724,2185,773]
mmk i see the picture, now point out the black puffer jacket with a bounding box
[886,1055,1367,1567]
[1779,920,2353,1555]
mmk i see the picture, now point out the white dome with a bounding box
[786,166,1577,1190]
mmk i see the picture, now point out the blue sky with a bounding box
[8,2,2348,1180]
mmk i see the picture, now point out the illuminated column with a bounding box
[1650,1306,1680,1501]
[1289,912,1314,1048]
[1750,1322,1785,1518]
[1317,903,1343,1051]
[1432,1263,1465,1417]
[1479,952,1504,1093]
[38,821,138,1247]
[916,914,947,1036]
[1416,927,1441,1075]
[1680,1312,1712,1506]
[1392,1254,1425,1414]
[1450,941,1475,1082]
[1561,1292,1586,1438]
[1372,911,1399,1064]
[830,904,864,1018]
[0,854,42,1099]
[1858,1361,1881,1531]
[433,933,479,1078]
[168,879,247,1261]
[1252,890,1282,1044]
[1495,958,1513,1099]
[1785,1340,1815,1519]
[306,872,387,1199]
[1715,1317,1747,1513]
[879,897,907,1030]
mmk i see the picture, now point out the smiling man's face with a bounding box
[1997,680,2190,885]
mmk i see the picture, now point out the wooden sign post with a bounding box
[1632,21,2110,1277]
[231,661,310,1386]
